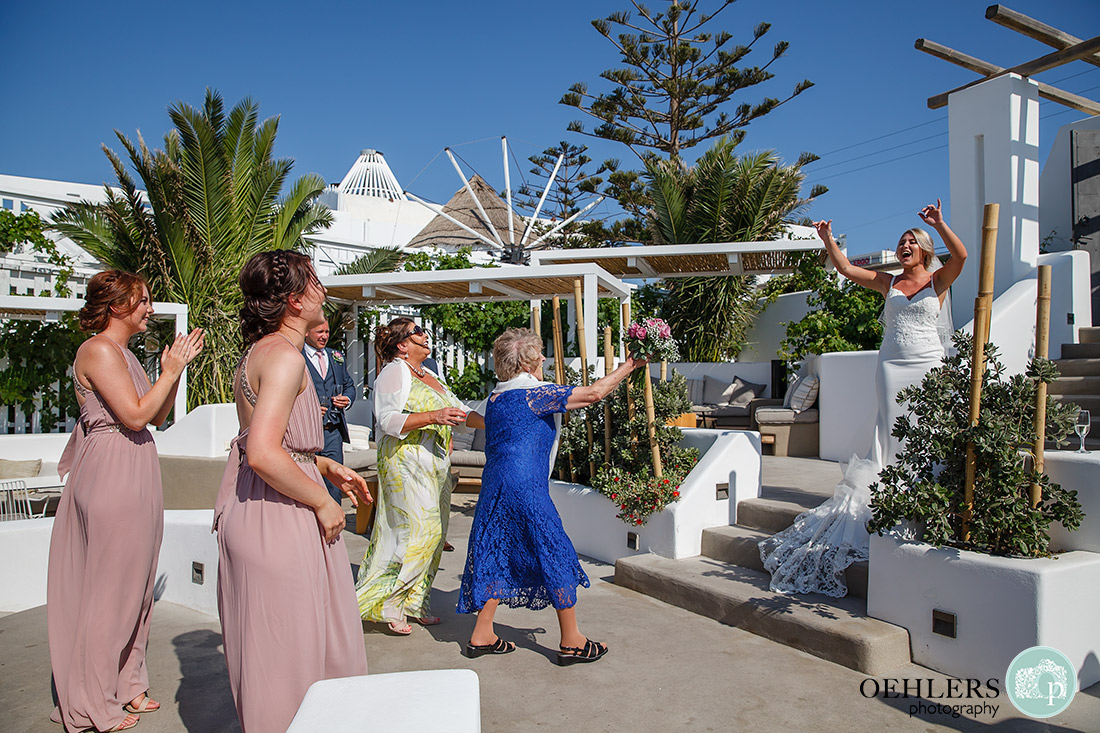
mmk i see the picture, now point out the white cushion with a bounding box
[289,670,480,732]
[783,375,804,409]
[0,458,41,479]
[788,374,820,412]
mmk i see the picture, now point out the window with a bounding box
[2,199,12,210]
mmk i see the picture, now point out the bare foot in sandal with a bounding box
[125,693,160,714]
[106,712,140,731]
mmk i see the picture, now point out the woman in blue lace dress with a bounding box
[458,328,645,665]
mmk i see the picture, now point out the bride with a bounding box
[758,199,968,597]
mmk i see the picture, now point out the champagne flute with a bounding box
[1076,409,1091,454]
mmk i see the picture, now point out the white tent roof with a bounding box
[337,150,405,200]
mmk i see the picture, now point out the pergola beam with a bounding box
[916,38,1100,115]
[986,4,1100,69]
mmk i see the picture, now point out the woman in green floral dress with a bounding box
[356,317,483,634]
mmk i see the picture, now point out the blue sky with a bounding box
[2,0,1097,255]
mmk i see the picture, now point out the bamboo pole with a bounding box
[531,304,540,338]
[963,203,999,541]
[574,279,596,479]
[1030,265,1052,508]
[644,365,663,478]
[660,360,668,381]
[551,296,569,480]
[622,302,636,449]
[603,326,613,467]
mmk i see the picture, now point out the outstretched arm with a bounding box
[814,220,891,295]
[920,199,968,294]
[566,355,647,410]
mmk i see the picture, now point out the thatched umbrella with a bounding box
[405,174,527,251]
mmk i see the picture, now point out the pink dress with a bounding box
[214,346,368,733]
[48,346,163,733]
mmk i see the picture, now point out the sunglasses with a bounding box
[404,325,426,339]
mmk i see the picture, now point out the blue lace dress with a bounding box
[457,384,590,613]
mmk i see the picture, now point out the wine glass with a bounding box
[1076,409,1091,454]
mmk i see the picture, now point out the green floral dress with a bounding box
[355,372,461,622]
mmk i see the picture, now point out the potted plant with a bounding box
[865,332,1100,688]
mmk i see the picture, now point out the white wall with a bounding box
[1038,116,1100,254]
[654,361,773,393]
[1046,452,1100,554]
[817,351,878,462]
[153,403,238,457]
[0,510,220,615]
[949,74,1041,331]
[550,429,761,564]
[740,291,812,364]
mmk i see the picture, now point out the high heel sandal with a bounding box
[464,637,516,658]
[556,638,607,666]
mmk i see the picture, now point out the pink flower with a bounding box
[635,327,647,340]
[657,323,671,338]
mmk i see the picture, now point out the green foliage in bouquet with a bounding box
[868,332,1083,557]
[553,364,698,524]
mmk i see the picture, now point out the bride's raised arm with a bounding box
[814,219,892,295]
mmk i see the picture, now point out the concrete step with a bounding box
[1051,394,1100,413]
[1047,375,1100,396]
[735,497,808,534]
[614,553,911,675]
[1062,342,1100,359]
[1053,358,1100,377]
[701,525,869,599]
[1078,327,1100,344]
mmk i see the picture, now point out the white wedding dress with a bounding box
[758,276,946,597]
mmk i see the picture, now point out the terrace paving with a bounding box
[2,457,1097,732]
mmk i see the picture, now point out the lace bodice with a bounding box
[880,282,944,357]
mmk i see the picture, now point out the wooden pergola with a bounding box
[916,4,1100,116]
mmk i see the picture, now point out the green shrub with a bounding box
[868,332,1084,557]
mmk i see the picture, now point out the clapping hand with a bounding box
[161,328,204,376]
[812,219,834,242]
[919,199,945,228]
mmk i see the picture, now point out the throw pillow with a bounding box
[726,376,766,408]
[451,430,475,452]
[783,375,805,409]
[788,374,820,412]
[702,375,734,405]
[471,428,486,452]
[0,457,42,479]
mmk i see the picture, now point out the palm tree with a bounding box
[51,89,332,407]
[323,246,406,344]
[644,137,818,360]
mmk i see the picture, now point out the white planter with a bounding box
[551,428,761,564]
[1044,451,1100,553]
[868,533,1100,690]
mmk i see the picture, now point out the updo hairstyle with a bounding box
[901,228,937,269]
[374,317,416,366]
[239,250,318,345]
[78,270,148,333]
[493,328,543,381]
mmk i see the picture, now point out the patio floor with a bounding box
[2,456,1097,732]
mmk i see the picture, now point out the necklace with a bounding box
[401,358,426,378]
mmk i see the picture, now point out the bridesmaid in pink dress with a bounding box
[215,250,370,732]
[48,270,204,733]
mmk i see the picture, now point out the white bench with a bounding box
[288,669,481,732]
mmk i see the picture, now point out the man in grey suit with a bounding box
[304,322,357,503]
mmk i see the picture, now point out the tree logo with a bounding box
[1005,646,1077,718]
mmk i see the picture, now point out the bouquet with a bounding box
[625,317,679,362]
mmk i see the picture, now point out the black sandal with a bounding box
[464,637,516,658]
[556,638,608,666]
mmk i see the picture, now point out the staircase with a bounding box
[614,457,911,675]
[1051,326,1100,451]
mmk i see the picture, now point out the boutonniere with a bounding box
[331,351,344,364]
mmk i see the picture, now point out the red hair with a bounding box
[78,270,148,333]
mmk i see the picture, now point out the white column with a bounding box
[174,309,188,418]
[948,73,1041,330]
[583,273,598,361]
